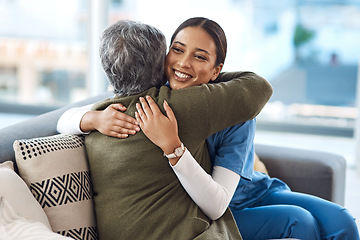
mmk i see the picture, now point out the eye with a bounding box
[171,46,183,53]
[195,55,207,61]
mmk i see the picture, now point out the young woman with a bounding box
[57,18,359,240]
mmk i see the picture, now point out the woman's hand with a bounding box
[81,103,140,138]
[135,96,181,156]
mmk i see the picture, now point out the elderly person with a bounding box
[84,19,272,239]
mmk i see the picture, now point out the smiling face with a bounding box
[165,26,223,90]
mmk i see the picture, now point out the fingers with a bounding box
[163,100,176,121]
[99,123,139,138]
[139,97,152,117]
[110,103,127,112]
[109,131,130,139]
[136,96,172,119]
[135,111,142,125]
[136,96,158,120]
[118,122,139,134]
[113,124,138,135]
[110,104,138,126]
[135,96,158,128]
[135,111,145,131]
[115,113,139,131]
[136,102,147,121]
[145,96,162,115]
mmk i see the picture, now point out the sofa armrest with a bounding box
[255,143,346,206]
[0,92,112,164]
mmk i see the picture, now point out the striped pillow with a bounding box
[0,196,72,240]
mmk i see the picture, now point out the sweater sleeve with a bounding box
[164,71,272,144]
[56,104,94,135]
[208,71,272,126]
[171,149,240,220]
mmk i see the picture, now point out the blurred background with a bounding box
[0,0,359,226]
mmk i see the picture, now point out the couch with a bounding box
[0,92,347,238]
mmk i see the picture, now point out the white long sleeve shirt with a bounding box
[57,104,93,134]
[172,149,240,220]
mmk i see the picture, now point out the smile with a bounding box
[174,70,191,80]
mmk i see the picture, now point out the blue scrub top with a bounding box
[206,119,290,211]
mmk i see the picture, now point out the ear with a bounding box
[210,63,223,81]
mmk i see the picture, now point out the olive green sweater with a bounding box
[85,72,272,240]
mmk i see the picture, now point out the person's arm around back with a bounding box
[57,104,93,135]
[57,103,140,138]
[209,71,273,123]
[164,71,272,144]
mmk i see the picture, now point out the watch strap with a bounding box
[163,142,184,159]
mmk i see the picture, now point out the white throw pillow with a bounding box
[0,161,51,229]
[0,196,72,240]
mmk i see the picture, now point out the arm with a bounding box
[57,104,93,135]
[214,71,264,83]
[136,96,240,220]
[172,150,240,220]
[57,103,140,138]
[164,71,272,144]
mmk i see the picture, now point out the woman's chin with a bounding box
[169,80,186,90]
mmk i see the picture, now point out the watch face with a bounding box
[175,147,183,156]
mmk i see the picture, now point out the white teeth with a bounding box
[175,71,190,79]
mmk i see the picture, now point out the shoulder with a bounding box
[215,119,256,139]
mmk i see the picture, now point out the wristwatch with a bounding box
[163,142,185,159]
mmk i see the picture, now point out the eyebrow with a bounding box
[173,41,211,55]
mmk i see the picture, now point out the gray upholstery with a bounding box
[255,144,346,205]
[0,92,346,206]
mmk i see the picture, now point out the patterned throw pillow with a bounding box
[13,134,97,240]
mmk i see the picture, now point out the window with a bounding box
[1,0,359,139]
[253,1,360,137]
[0,0,89,108]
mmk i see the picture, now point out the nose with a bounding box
[177,53,191,68]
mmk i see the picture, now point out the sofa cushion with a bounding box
[0,196,72,239]
[0,161,51,229]
[253,153,269,175]
[13,134,97,240]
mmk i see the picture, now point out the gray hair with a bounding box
[99,20,167,96]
